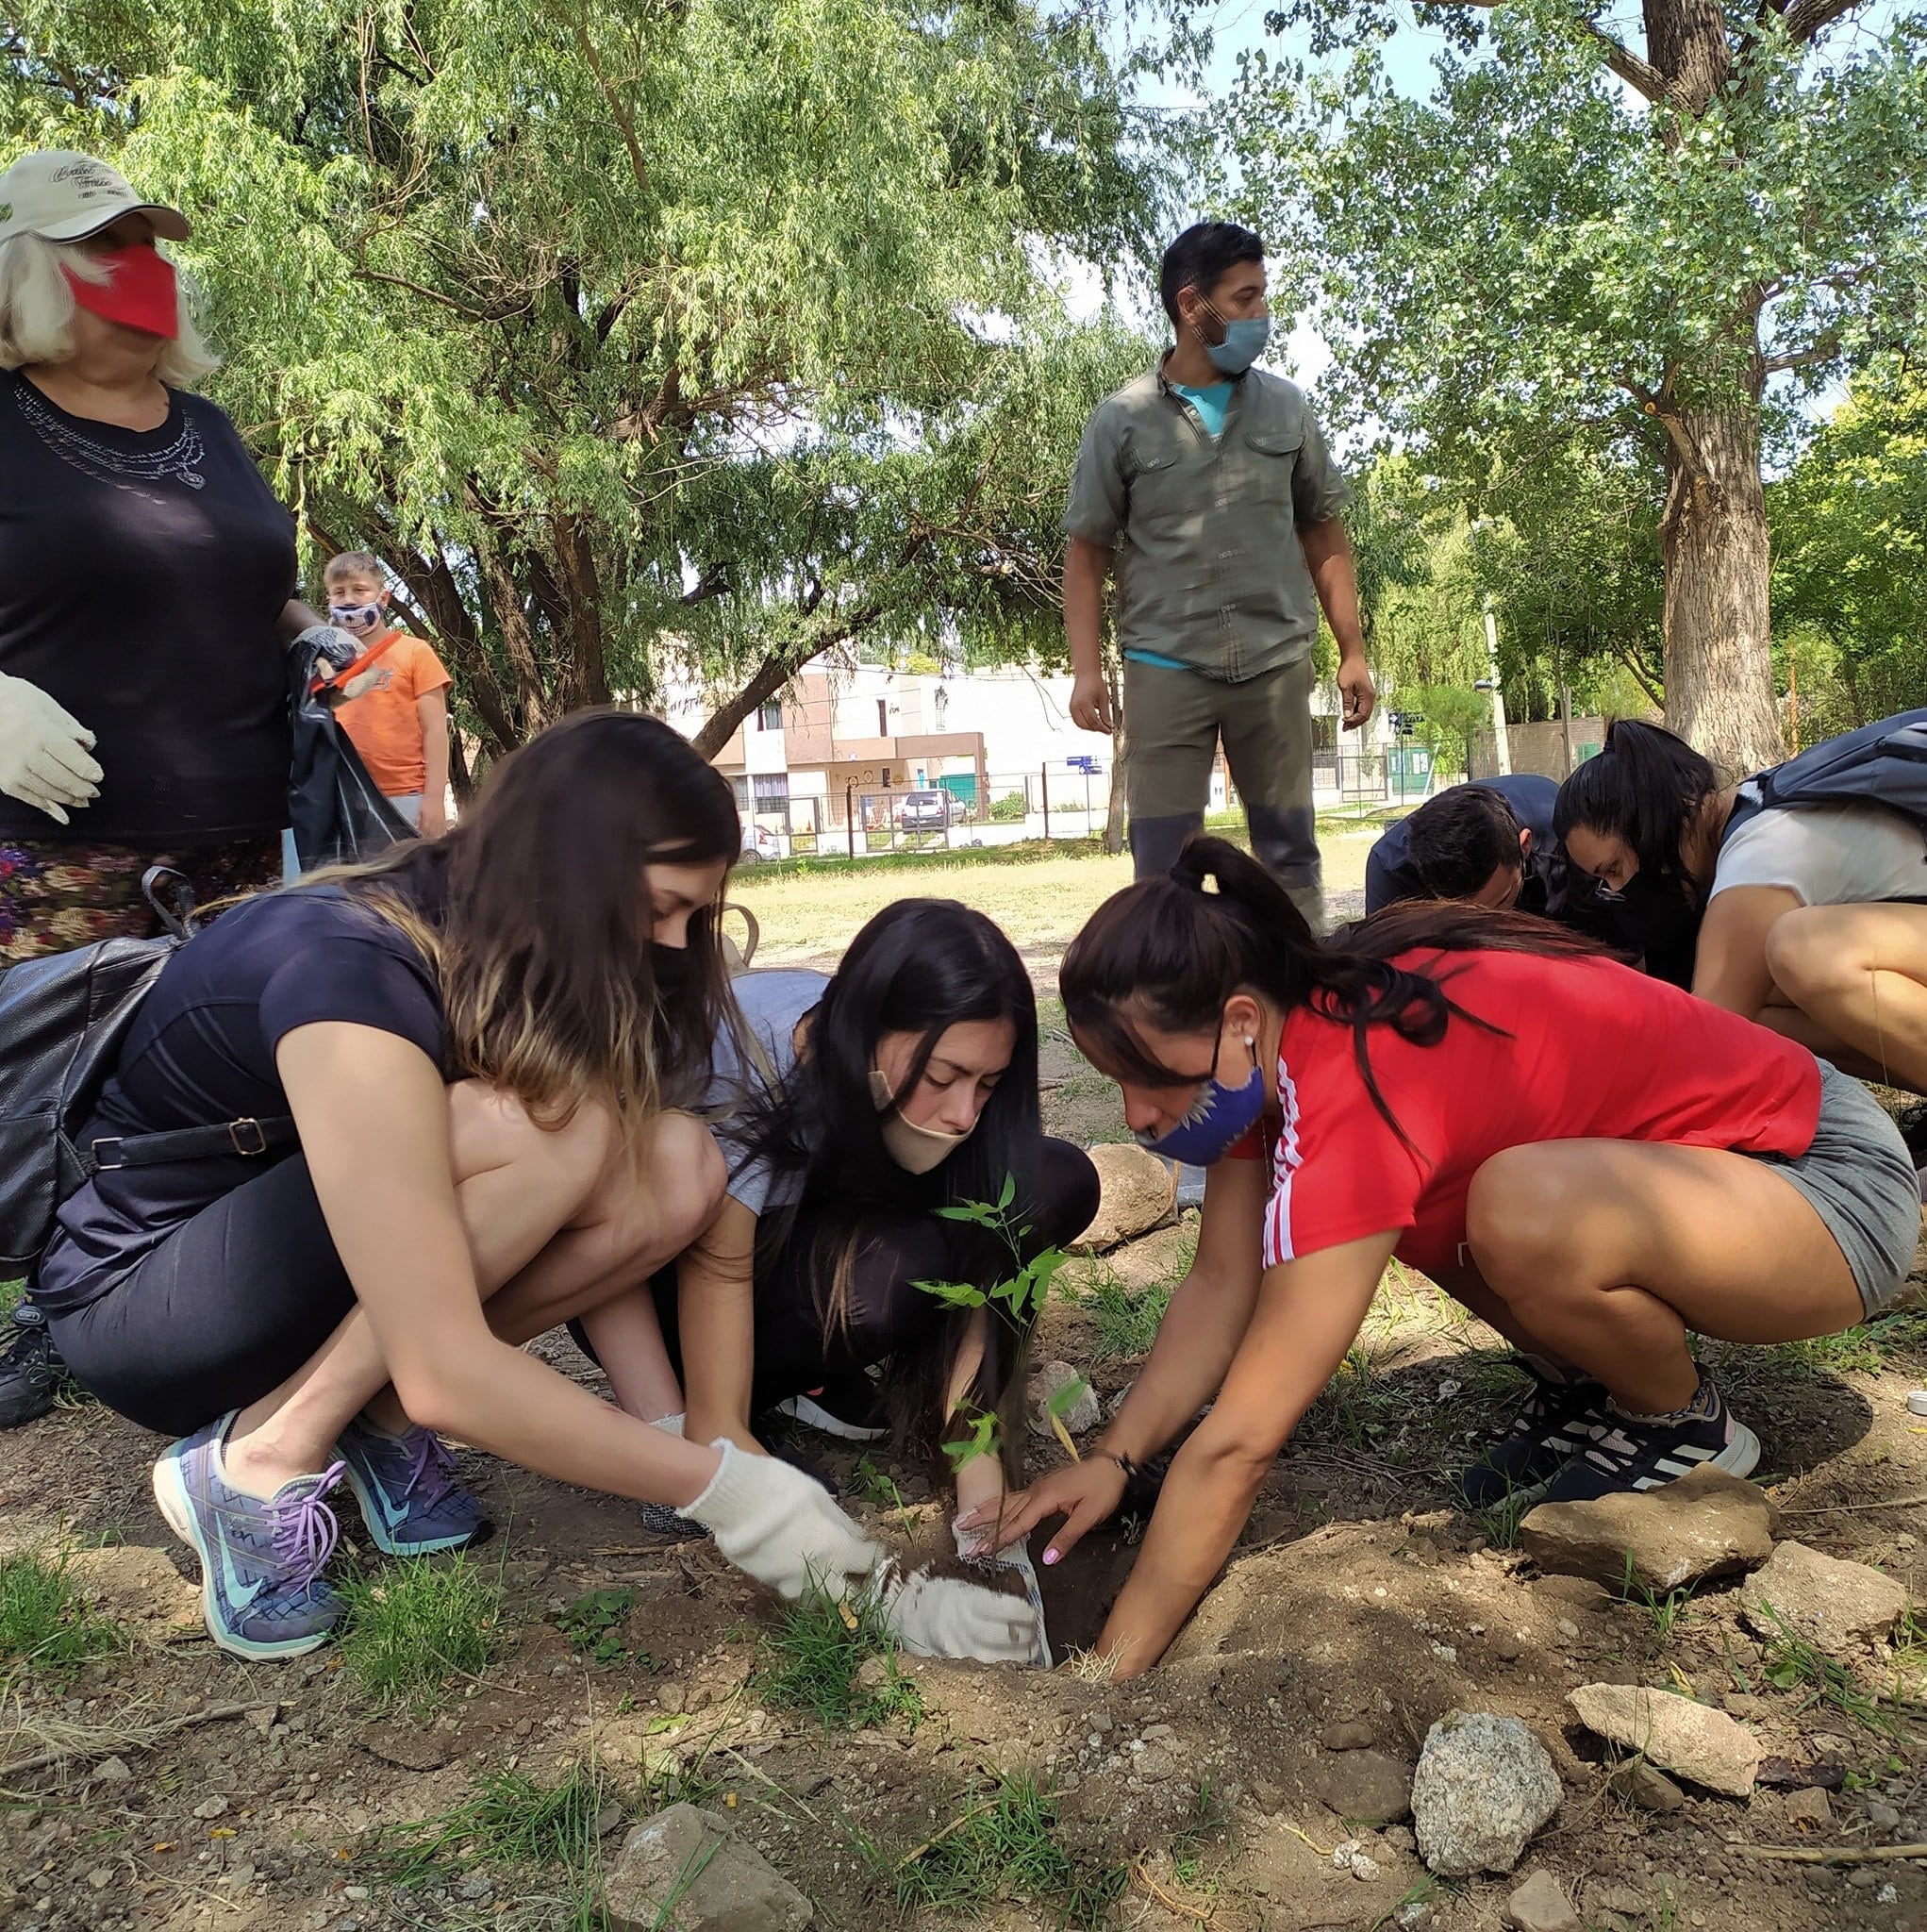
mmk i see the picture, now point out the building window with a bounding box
[756,699,783,732]
[730,775,751,810]
[752,774,790,808]
[875,698,889,736]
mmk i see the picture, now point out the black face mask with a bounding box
[650,942,691,994]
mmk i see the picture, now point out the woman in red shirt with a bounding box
[965,838,1919,1678]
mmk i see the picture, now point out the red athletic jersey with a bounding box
[1244,950,1821,1278]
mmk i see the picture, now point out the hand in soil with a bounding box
[959,1454,1128,1563]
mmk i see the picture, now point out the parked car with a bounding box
[896,790,957,831]
[739,820,782,861]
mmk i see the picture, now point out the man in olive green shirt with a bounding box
[1064,222,1374,925]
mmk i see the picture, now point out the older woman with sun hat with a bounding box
[0,148,341,1426]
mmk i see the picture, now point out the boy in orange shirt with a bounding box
[322,553,453,838]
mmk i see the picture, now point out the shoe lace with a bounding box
[401,1427,460,1508]
[268,1462,344,1584]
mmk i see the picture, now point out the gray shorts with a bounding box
[1754,1061,1922,1316]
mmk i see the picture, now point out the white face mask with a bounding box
[869,1066,974,1175]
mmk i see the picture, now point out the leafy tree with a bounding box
[1770,355,1927,740]
[1233,0,1927,776]
[5,0,1175,771]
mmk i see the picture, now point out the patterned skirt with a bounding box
[0,834,283,964]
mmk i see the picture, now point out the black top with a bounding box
[0,370,296,845]
[1366,774,1561,914]
[36,889,446,1313]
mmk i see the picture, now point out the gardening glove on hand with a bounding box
[685,1439,881,1600]
[0,674,101,824]
[953,1516,1052,1668]
[294,625,372,700]
[874,1559,1047,1667]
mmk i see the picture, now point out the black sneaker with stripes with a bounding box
[1537,1378,1760,1505]
[1453,1372,1610,1510]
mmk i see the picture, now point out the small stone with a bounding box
[1784,1787,1832,1831]
[1868,1801,1902,1833]
[1395,1901,1436,1929]
[1313,1749,1415,1825]
[224,1864,256,1890]
[1321,1720,1376,1751]
[1026,1361,1101,1440]
[1411,1711,1561,1877]
[1493,1632,1525,1662]
[1520,1466,1775,1593]
[1134,1745,1175,1782]
[1740,1541,1910,1652]
[342,1887,369,1902]
[1382,1824,1417,1855]
[1503,1870,1580,1932]
[1606,1760,1686,1813]
[1569,1684,1761,1796]
[93,1757,132,1783]
[191,1796,229,1820]
[1349,1852,1383,1881]
[1847,1866,1879,1890]
[604,1803,812,1931]
[1879,1883,1900,1905]
[1556,1619,1580,1641]
[87,1871,112,1890]
[456,1874,494,1902]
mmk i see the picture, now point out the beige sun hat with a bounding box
[0,150,191,246]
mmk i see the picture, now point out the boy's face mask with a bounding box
[327,598,386,635]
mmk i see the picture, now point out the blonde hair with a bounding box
[0,231,218,385]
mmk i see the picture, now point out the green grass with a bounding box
[873,1772,1127,1929]
[1619,1556,1696,1641]
[1754,1601,1909,1739]
[0,1279,23,1320]
[554,1588,651,1670]
[338,1553,503,1715]
[754,1590,923,1731]
[0,1548,121,1686]
[374,1760,621,1930]
[743,837,1110,883]
[1083,1270,1171,1362]
[1770,1307,1927,1377]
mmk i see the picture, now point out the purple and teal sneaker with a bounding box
[152,1415,344,1659]
[337,1416,490,1557]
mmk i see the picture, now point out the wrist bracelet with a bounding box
[1098,1450,1139,1484]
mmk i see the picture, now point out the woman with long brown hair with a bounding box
[37,711,1039,1667]
[964,837,1918,1677]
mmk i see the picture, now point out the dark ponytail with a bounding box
[1553,720,1719,891]
[1061,837,1603,1137]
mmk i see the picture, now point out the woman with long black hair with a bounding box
[963,837,1918,1678]
[1556,715,1927,1096]
[38,714,1038,1668]
[578,899,1099,1666]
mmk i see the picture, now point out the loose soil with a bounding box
[5,836,1924,1932]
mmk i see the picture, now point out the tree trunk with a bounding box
[1657,401,1786,780]
[1103,657,1127,855]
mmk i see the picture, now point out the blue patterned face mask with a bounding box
[1134,1033,1267,1165]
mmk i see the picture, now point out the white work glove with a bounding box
[874,1559,1048,1666]
[953,1515,1053,1668]
[684,1439,881,1600]
[0,674,101,824]
[295,625,384,701]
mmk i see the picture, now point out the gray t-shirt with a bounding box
[1713,797,1927,908]
[704,969,828,1217]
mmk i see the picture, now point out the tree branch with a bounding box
[1423,0,1679,104]
[1782,0,1863,42]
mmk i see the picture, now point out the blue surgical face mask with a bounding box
[328,600,385,635]
[1135,1033,1268,1165]
[1204,307,1271,378]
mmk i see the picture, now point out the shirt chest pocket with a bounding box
[1122,445,1190,531]
[1238,425,1304,510]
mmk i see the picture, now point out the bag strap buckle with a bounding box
[89,1137,125,1173]
[227,1118,270,1158]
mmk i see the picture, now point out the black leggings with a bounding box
[577,1138,1101,1415]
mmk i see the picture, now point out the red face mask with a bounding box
[61,242,179,341]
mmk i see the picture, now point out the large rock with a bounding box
[1312,1749,1415,1825]
[1519,1466,1775,1593]
[1567,1685,1761,1797]
[1503,1872,1581,1932]
[1739,1541,1911,1654]
[1410,1712,1561,1877]
[1073,1144,1177,1252]
[604,1804,812,1931]
[1025,1360,1101,1440]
